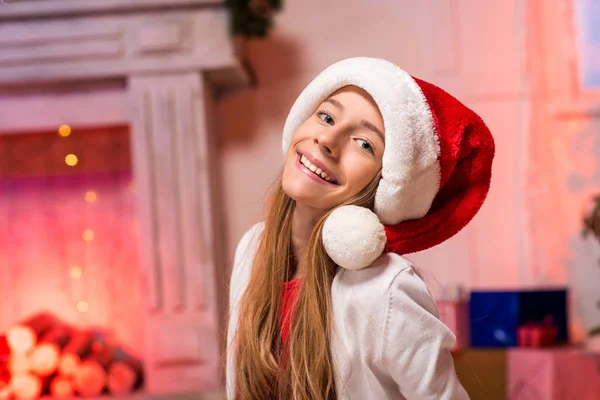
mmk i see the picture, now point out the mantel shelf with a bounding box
[0,0,223,21]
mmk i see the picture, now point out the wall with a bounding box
[525,0,600,339]
[218,0,531,292]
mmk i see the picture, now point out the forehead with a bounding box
[324,86,384,134]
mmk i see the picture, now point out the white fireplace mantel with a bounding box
[0,0,248,93]
[0,1,248,398]
[0,0,222,20]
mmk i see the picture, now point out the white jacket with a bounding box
[226,223,469,400]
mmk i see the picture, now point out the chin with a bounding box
[282,179,329,209]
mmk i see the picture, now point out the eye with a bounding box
[317,111,334,125]
[355,138,374,154]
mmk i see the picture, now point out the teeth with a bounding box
[299,155,334,183]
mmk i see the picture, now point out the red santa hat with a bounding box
[282,57,495,270]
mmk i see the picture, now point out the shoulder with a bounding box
[331,253,439,341]
[333,253,434,314]
[233,222,265,263]
[332,253,446,348]
[229,222,265,303]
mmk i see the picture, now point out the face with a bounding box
[282,86,385,211]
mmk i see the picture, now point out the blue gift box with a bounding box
[469,289,568,347]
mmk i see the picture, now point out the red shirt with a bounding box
[280,278,302,349]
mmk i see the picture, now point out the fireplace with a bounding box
[0,1,248,398]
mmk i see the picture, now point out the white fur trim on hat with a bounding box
[282,57,441,225]
[322,206,386,270]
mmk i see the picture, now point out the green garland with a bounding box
[226,0,283,37]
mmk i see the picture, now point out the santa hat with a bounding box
[282,57,495,270]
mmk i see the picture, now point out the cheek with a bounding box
[342,158,380,194]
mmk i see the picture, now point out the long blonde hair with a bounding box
[233,172,380,399]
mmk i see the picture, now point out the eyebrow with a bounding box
[325,98,344,110]
[325,98,385,142]
[362,120,385,142]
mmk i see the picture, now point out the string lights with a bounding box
[59,124,93,316]
[64,154,78,167]
[57,125,71,138]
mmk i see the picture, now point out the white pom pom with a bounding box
[322,205,387,271]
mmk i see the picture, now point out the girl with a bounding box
[226,57,494,399]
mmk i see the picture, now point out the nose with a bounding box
[313,124,345,158]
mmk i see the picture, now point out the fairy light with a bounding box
[58,125,71,137]
[85,191,97,203]
[82,229,94,242]
[70,266,82,280]
[65,154,78,167]
[76,301,88,313]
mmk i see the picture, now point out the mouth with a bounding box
[297,152,339,185]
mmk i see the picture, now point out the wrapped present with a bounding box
[452,349,507,400]
[508,348,600,400]
[517,316,559,348]
[437,300,470,352]
[436,284,470,351]
[470,289,568,347]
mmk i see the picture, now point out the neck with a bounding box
[290,203,325,280]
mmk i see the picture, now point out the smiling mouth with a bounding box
[299,154,338,184]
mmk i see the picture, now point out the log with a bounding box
[0,336,8,359]
[31,323,71,377]
[73,344,115,397]
[58,329,94,377]
[7,312,57,354]
[0,362,9,388]
[8,353,31,376]
[11,373,43,400]
[107,355,144,395]
[0,337,9,386]
[50,375,75,399]
[0,384,11,400]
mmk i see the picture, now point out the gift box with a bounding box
[437,284,470,352]
[452,349,507,400]
[517,317,559,348]
[437,300,470,352]
[470,289,568,347]
[508,348,600,400]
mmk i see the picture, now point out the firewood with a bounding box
[58,329,94,377]
[107,355,143,395]
[0,384,11,400]
[0,363,10,389]
[6,312,57,354]
[73,344,115,397]
[0,336,8,359]
[8,353,30,376]
[31,324,71,377]
[11,373,42,400]
[50,375,74,399]
[0,337,9,386]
